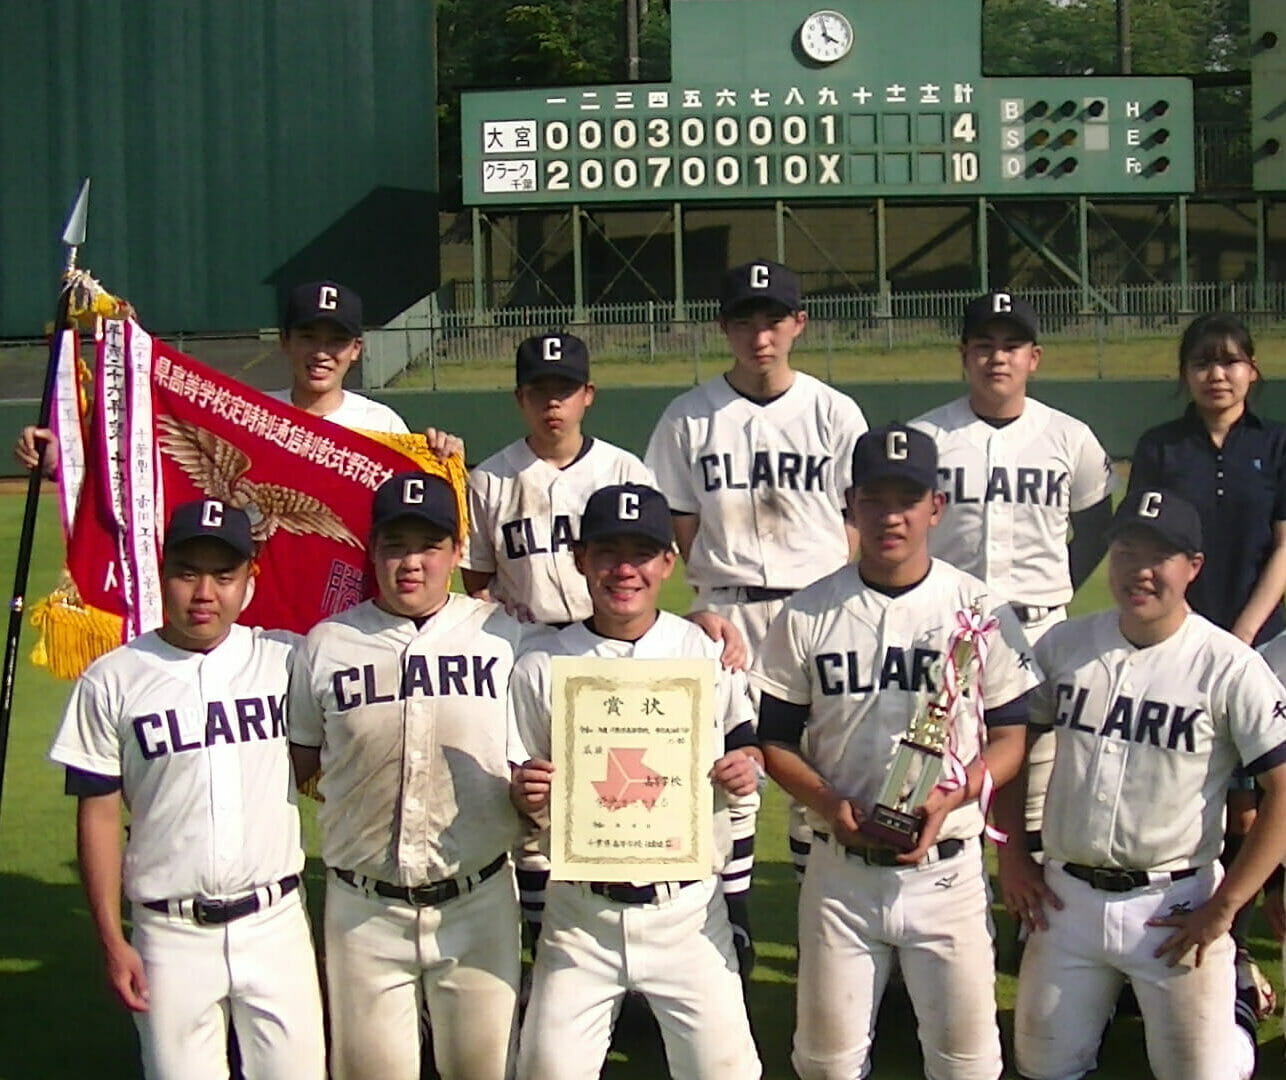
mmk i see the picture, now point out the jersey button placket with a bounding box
[200,657,243,884]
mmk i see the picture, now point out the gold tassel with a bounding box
[28,573,123,680]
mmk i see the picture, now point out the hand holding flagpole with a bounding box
[0,179,90,827]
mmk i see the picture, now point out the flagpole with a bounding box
[0,179,90,825]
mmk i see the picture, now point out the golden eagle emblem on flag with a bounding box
[157,416,362,548]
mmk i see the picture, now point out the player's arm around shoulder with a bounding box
[704,639,763,796]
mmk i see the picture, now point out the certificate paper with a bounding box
[550,657,714,883]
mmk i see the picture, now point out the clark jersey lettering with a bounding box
[645,373,867,589]
[911,397,1113,606]
[1032,611,1286,871]
[507,612,755,874]
[751,560,1037,841]
[49,625,303,904]
[463,437,653,624]
[289,594,526,885]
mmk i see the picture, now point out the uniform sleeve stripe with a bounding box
[759,693,808,747]
[1244,740,1286,776]
[64,767,123,797]
[984,690,1031,728]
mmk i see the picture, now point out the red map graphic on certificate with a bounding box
[593,748,667,811]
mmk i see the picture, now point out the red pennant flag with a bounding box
[36,318,461,673]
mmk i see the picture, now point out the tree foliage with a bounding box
[435,0,1250,203]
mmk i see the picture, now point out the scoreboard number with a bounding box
[952,112,978,143]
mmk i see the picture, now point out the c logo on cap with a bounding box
[542,336,562,362]
[750,263,770,289]
[618,492,640,520]
[992,292,1013,314]
[318,285,339,311]
[1139,491,1163,518]
[201,500,225,527]
[402,478,425,504]
[885,431,908,461]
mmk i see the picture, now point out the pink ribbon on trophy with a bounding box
[935,605,1006,844]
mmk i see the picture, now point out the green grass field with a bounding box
[0,493,1282,1078]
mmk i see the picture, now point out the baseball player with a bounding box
[463,332,745,947]
[645,258,868,933]
[48,498,325,1080]
[508,483,762,1080]
[912,290,1113,891]
[753,424,1036,1080]
[289,470,524,1080]
[1000,488,1286,1080]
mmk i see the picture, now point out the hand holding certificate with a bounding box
[548,656,714,883]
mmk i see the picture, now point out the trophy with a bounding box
[859,601,991,852]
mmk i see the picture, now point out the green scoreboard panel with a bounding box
[1252,0,1285,192]
[461,0,1193,206]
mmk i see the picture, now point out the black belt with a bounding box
[815,832,965,867]
[589,880,698,904]
[742,587,796,602]
[142,873,300,925]
[334,853,507,907]
[1062,863,1198,893]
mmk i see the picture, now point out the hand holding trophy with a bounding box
[859,599,996,852]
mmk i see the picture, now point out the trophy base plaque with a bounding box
[859,803,922,852]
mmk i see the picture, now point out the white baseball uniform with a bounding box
[912,395,1114,837]
[265,387,410,433]
[646,371,867,877]
[289,594,526,1080]
[751,559,1036,1080]
[1015,611,1286,1080]
[462,436,653,625]
[49,625,325,1080]
[508,612,761,1080]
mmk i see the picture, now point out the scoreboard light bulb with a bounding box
[1032,157,1050,174]
[1058,129,1078,146]
[1149,100,1170,118]
[1153,157,1171,173]
[1086,100,1105,117]
[1028,128,1051,147]
[1259,31,1279,49]
[1263,138,1283,157]
[1027,100,1049,118]
[1059,157,1079,175]
[1151,128,1170,145]
[1056,100,1077,118]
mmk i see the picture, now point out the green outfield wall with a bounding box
[0,379,1258,479]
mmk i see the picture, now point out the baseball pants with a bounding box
[518,876,761,1080]
[324,863,520,1080]
[130,888,325,1080]
[794,835,1003,1080]
[1015,861,1252,1080]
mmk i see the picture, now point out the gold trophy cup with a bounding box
[859,602,989,852]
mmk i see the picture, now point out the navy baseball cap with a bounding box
[1107,488,1203,553]
[163,499,254,561]
[283,281,363,338]
[372,472,459,535]
[850,424,939,492]
[720,260,802,317]
[961,290,1040,343]
[579,484,674,549]
[515,333,590,387]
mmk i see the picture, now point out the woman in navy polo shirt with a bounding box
[1129,312,1286,645]
[1127,311,1286,1023]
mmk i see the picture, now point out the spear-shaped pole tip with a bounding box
[61,179,90,265]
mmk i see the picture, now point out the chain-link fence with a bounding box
[3,281,1284,397]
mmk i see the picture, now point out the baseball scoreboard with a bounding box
[461,0,1194,206]
[1252,0,1285,191]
